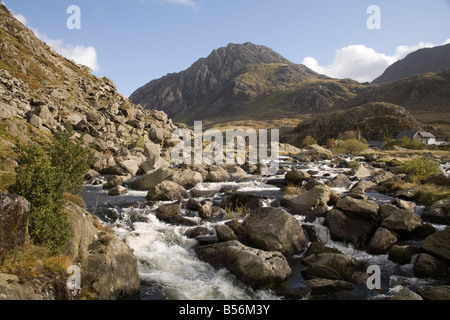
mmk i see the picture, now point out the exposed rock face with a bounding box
[0,4,177,179]
[0,192,30,256]
[130,42,318,122]
[195,240,292,288]
[64,202,140,300]
[242,207,307,257]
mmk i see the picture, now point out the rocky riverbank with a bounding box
[82,144,450,300]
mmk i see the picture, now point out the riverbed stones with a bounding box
[327,174,352,189]
[195,240,291,288]
[285,168,310,184]
[280,185,331,217]
[206,166,230,183]
[242,207,307,257]
[336,196,379,221]
[215,224,238,242]
[155,203,197,226]
[108,185,128,197]
[379,204,422,234]
[414,253,448,279]
[366,227,398,255]
[421,228,450,264]
[416,285,450,300]
[301,278,354,296]
[325,208,378,245]
[146,181,189,201]
[301,251,357,281]
[388,245,421,265]
[421,198,450,225]
[293,144,333,162]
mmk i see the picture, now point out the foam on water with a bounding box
[113,208,278,300]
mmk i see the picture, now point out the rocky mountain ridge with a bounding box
[373,43,450,85]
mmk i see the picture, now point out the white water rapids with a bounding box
[81,158,450,300]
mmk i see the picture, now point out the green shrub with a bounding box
[383,137,425,150]
[9,142,70,255]
[333,139,368,155]
[401,158,442,183]
[49,125,93,195]
[8,127,92,255]
[301,136,317,148]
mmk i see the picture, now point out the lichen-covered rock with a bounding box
[243,207,307,256]
[195,240,291,288]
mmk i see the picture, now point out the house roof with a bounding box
[396,130,435,140]
[417,131,436,139]
[396,130,419,139]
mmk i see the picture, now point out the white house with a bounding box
[396,130,438,146]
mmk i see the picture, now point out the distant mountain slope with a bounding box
[373,43,450,85]
[373,69,450,111]
[130,42,372,125]
[283,103,421,147]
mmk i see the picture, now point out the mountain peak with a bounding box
[373,43,450,84]
[129,42,318,122]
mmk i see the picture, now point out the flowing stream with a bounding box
[81,157,449,300]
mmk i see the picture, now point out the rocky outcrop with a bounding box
[195,240,291,288]
[242,207,307,257]
[421,198,450,225]
[0,192,30,256]
[292,145,333,162]
[64,202,140,300]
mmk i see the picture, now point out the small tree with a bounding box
[9,142,70,255]
[48,125,93,195]
[301,136,317,148]
[334,138,368,155]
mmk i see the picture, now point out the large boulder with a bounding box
[146,181,189,202]
[335,196,379,221]
[293,145,333,162]
[281,185,331,217]
[155,203,197,226]
[130,168,174,190]
[416,285,450,300]
[0,193,30,256]
[421,198,450,225]
[325,208,379,245]
[171,169,203,189]
[242,207,308,257]
[421,228,450,264]
[366,227,398,255]
[221,193,269,212]
[327,174,353,189]
[380,204,422,234]
[195,240,291,288]
[64,202,140,300]
[414,253,448,279]
[206,166,230,183]
[285,168,310,184]
[301,252,357,281]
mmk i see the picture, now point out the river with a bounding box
[80,157,449,300]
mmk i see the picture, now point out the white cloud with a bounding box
[37,33,100,72]
[11,12,100,72]
[302,40,450,83]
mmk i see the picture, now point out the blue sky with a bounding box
[3,0,450,97]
